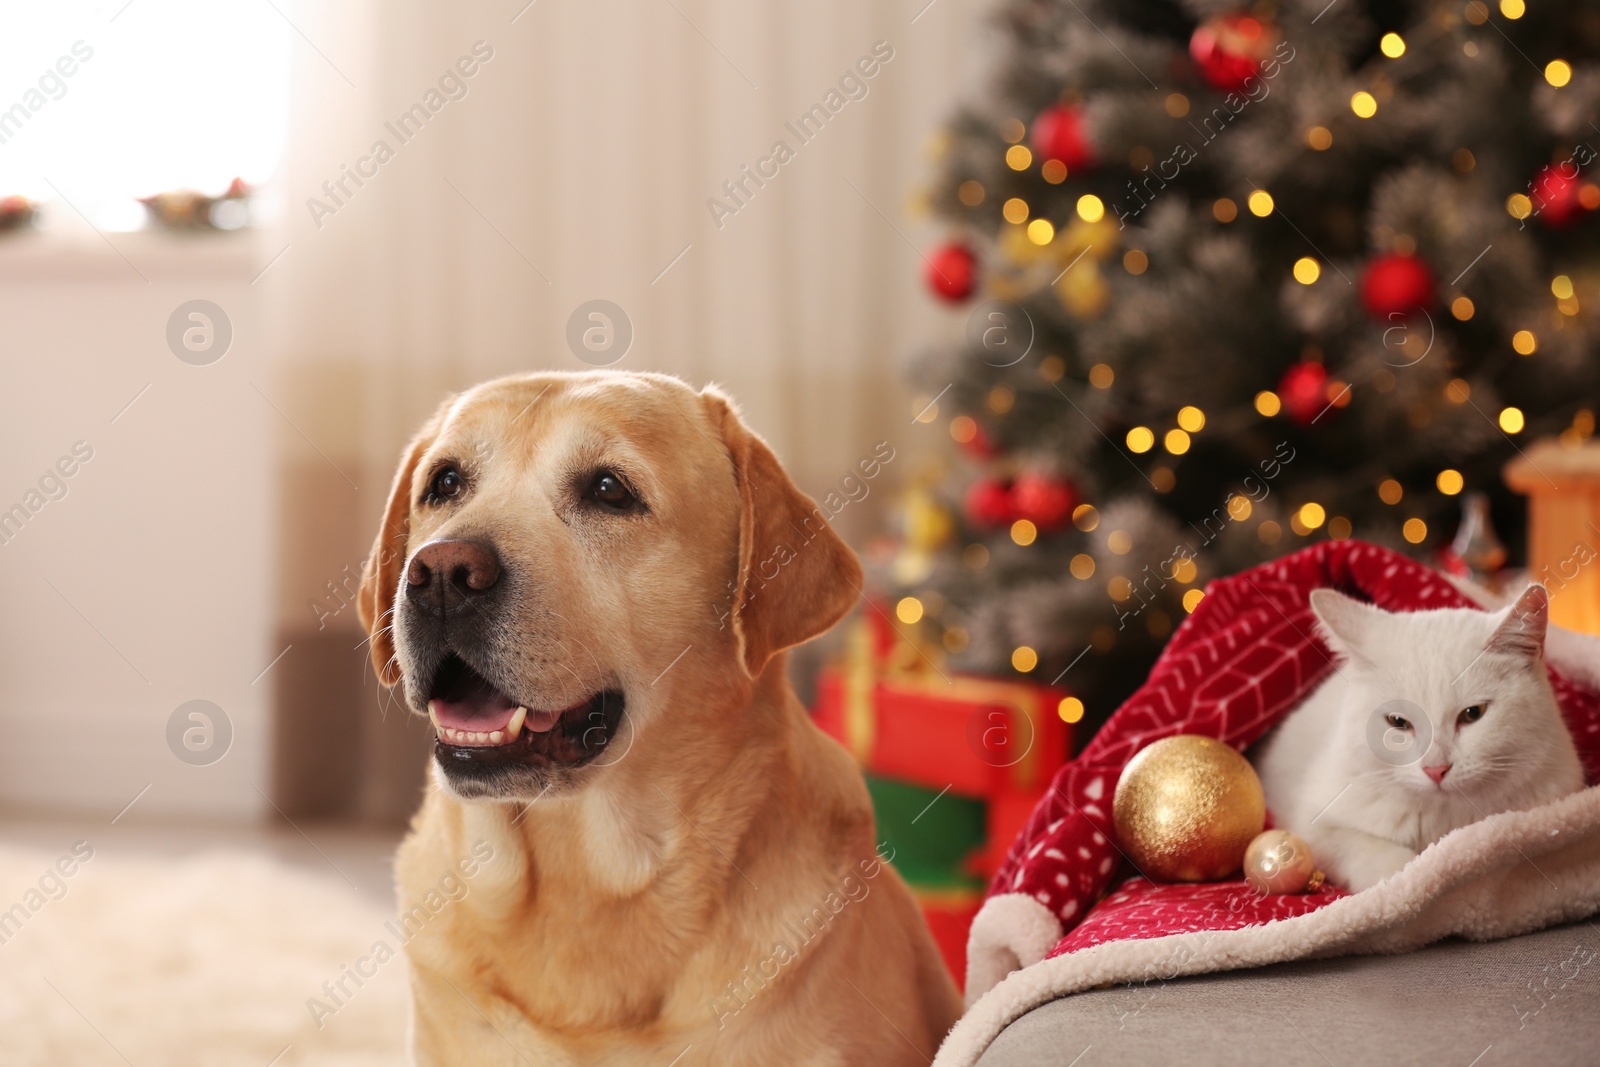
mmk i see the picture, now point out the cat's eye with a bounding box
[1458,703,1486,725]
[1384,712,1412,730]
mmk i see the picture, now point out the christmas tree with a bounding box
[902,0,1600,737]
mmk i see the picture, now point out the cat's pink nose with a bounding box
[1423,763,1451,784]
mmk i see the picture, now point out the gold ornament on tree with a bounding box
[1243,829,1325,895]
[1112,735,1265,881]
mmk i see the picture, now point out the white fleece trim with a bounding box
[962,893,1064,1010]
[936,783,1600,1067]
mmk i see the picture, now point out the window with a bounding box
[0,0,290,231]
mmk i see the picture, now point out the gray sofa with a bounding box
[974,921,1600,1066]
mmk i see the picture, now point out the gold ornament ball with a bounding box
[1244,830,1325,895]
[1112,735,1266,882]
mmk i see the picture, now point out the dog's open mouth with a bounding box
[425,653,623,768]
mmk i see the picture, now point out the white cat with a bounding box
[1252,583,1585,892]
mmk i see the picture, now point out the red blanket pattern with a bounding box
[989,540,1600,960]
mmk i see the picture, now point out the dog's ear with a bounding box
[357,402,451,686]
[701,387,864,678]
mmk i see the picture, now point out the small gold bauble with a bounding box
[1112,735,1265,882]
[1244,829,1325,895]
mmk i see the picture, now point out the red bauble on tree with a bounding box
[1360,253,1435,320]
[1011,471,1077,531]
[926,241,977,302]
[1529,163,1590,228]
[964,478,1015,528]
[1278,361,1328,425]
[1190,13,1272,94]
[1030,105,1095,171]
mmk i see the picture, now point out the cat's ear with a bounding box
[1309,588,1382,662]
[1486,583,1548,661]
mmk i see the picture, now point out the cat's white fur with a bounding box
[1252,584,1585,892]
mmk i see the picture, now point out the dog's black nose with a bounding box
[406,539,502,615]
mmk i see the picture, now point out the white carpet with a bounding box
[0,842,408,1066]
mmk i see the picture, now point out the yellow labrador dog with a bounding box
[357,371,960,1065]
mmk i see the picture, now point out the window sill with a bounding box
[0,227,267,283]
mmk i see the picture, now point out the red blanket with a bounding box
[990,540,1600,959]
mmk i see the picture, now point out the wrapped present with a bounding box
[812,613,1074,798]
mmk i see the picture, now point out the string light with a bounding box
[1298,502,1327,529]
[1151,466,1176,492]
[943,627,969,652]
[1073,504,1100,531]
[1172,557,1198,583]
[1307,126,1332,150]
[1089,364,1115,388]
[1126,426,1155,452]
[963,543,989,569]
[1255,390,1282,416]
[1177,406,1206,432]
[1403,518,1428,544]
[958,180,985,206]
[1000,118,1026,143]
[1039,355,1066,382]
[1350,91,1378,118]
[1012,646,1038,672]
[1041,160,1068,184]
[1165,428,1192,454]
[1258,520,1282,545]
[1213,198,1238,222]
[1500,0,1525,16]
[1077,194,1106,222]
[1006,144,1033,170]
[1247,190,1274,216]
[1124,249,1149,274]
[1513,330,1537,355]
[1070,553,1096,579]
[1165,93,1190,117]
[896,597,924,624]
[913,397,939,422]
[1552,275,1575,299]
[1002,197,1029,224]
[950,415,978,444]
[1437,469,1464,495]
[1499,407,1525,433]
[1058,697,1085,723]
[1380,33,1406,58]
[1506,193,1533,220]
[1328,516,1353,540]
[1027,218,1056,245]
[1107,530,1132,554]
[1011,519,1038,545]
[1107,577,1134,602]
[1228,495,1253,521]
[1546,60,1573,88]
[1451,296,1474,320]
[1293,257,1321,284]
[1446,378,1471,403]
[1182,588,1206,613]
[987,385,1014,414]
[1379,478,1403,504]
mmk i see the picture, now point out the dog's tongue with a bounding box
[427,673,559,736]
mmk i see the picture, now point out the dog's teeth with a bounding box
[428,706,442,731]
[490,730,504,744]
[506,706,527,742]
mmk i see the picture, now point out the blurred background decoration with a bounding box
[891,0,1600,742]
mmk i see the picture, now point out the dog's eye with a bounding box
[428,466,464,503]
[1458,703,1486,725]
[588,471,636,510]
[1385,713,1412,731]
